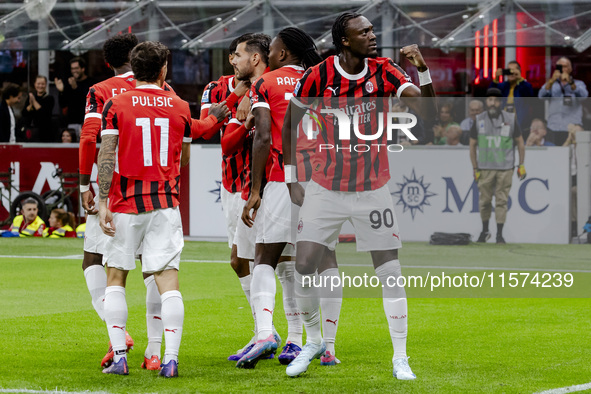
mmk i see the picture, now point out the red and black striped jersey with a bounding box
[80,73,175,177]
[201,75,244,193]
[250,65,305,182]
[80,71,136,176]
[295,112,321,182]
[293,56,414,191]
[101,85,192,214]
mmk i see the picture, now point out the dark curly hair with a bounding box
[277,27,322,70]
[103,33,138,68]
[130,41,170,83]
[332,12,362,54]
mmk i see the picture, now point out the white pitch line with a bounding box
[2,255,591,273]
[534,381,591,394]
[0,389,110,394]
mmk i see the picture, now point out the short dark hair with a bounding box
[277,27,322,70]
[35,75,48,83]
[22,198,38,207]
[130,41,170,83]
[332,12,362,54]
[103,33,138,68]
[229,36,241,54]
[70,57,86,69]
[236,33,271,66]
[2,83,21,101]
[508,60,521,70]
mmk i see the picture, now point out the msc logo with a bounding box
[209,180,221,203]
[392,169,436,220]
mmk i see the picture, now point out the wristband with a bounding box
[80,184,90,193]
[284,165,297,184]
[418,69,432,86]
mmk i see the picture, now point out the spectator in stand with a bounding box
[55,57,95,137]
[525,118,555,147]
[43,208,77,238]
[61,128,76,143]
[563,123,583,237]
[460,99,484,145]
[444,124,462,146]
[0,83,22,143]
[21,75,55,142]
[7,198,46,237]
[490,61,534,134]
[432,103,456,145]
[538,57,588,145]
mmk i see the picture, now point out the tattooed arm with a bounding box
[97,134,118,236]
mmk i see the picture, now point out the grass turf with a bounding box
[0,238,590,393]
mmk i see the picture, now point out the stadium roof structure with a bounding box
[0,0,590,53]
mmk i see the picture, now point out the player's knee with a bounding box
[82,252,103,270]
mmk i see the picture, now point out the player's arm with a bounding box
[282,101,308,206]
[398,45,437,123]
[181,142,191,167]
[221,113,254,156]
[97,103,118,237]
[79,87,102,214]
[97,133,118,237]
[242,105,271,228]
[182,113,195,167]
[192,102,230,139]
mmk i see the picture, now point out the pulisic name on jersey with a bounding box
[132,96,174,107]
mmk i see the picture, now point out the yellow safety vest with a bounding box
[10,215,46,237]
[43,224,75,238]
[76,223,86,238]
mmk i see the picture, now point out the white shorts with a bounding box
[83,195,109,255]
[234,202,294,259]
[255,181,294,245]
[104,207,184,274]
[297,180,402,252]
[234,209,256,260]
[221,187,243,248]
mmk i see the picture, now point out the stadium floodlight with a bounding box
[573,27,591,53]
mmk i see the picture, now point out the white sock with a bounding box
[239,274,251,304]
[84,265,107,321]
[161,290,184,364]
[276,261,303,347]
[251,264,276,341]
[294,270,322,345]
[104,286,127,362]
[319,268,342,355]
[375,260,408,360]
[144,276,162,359]
[239,274,257,333]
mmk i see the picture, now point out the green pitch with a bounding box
[0,238,590,393]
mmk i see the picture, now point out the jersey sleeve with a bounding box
[200,81,219,113]
[385,59,414,98]
[101,99,119,137]
[199,80,225,138]
[294,68,318,98]
[221,119,249,156]
[79,86,103,176]
[250,78,270,110]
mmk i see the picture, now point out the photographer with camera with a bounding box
[538,57,588,145]
[490,61,533,136]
